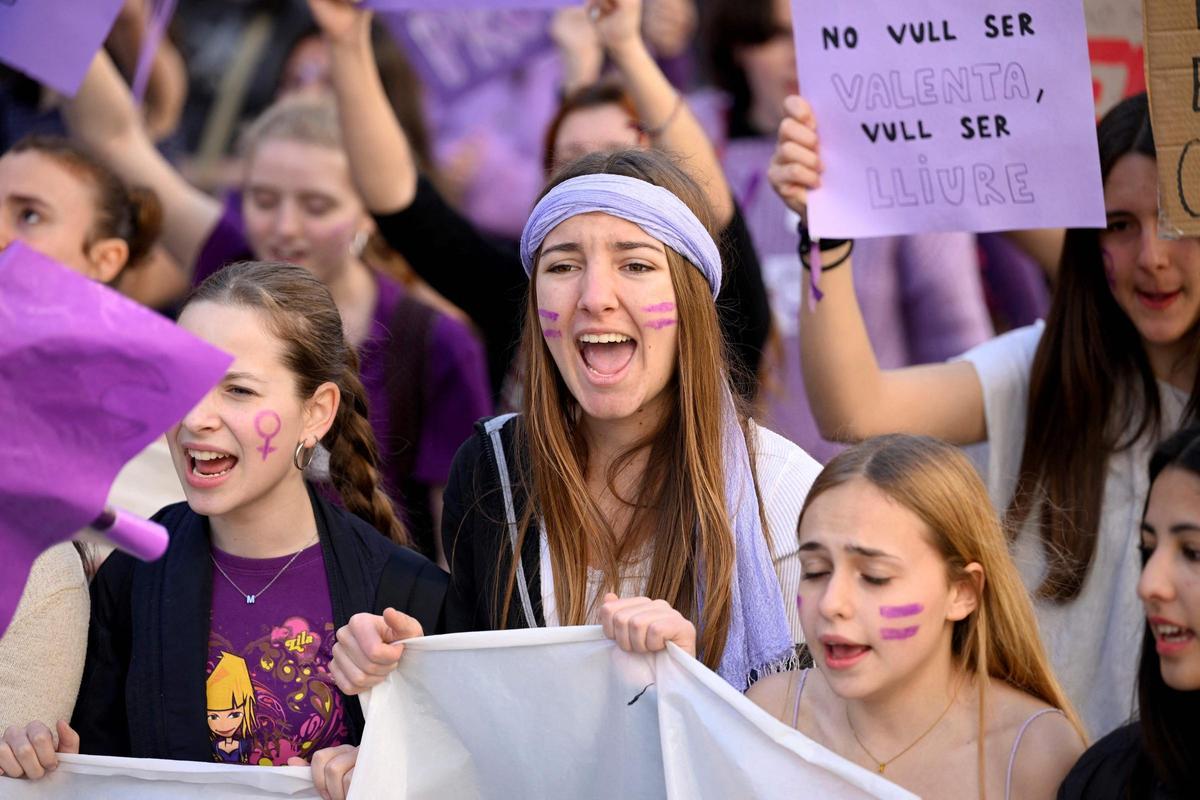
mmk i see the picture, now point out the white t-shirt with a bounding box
[541,422,822,645]
[963,322,1189,738]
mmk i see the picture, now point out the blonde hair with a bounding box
[495,150,762,670]
[206,651,258,740]
[800,435,1086,795]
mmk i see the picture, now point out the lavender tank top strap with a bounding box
[1004,707,1064,800]
[790,669,812,729]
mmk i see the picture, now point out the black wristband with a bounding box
[797,220,850,253]
[797,221,853,271]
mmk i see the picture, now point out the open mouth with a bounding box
[1152,621,1196,653]
[188,448,239,479]
[820,637,872,669]
[1136,289,1181,311]
[576,333,637,379]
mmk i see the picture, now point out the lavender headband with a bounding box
[519,172,794,689]
[519,174,723,298]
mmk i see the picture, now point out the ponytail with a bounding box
[327,355,410,547]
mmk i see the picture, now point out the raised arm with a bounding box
[593,0,734,226]
[62,52,220,272]
[314,0,416,214]
[770,96,987,445]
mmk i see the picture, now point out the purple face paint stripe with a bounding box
[643,302,675,313]
[254,410,282,460]
[880,626,920,640]
[646,318,677,330]
[879,603,923,618]
[543,329,562,338]
[537,308,560,321]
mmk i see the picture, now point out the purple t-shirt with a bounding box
[193,205,491,491]
[206,543,347,766]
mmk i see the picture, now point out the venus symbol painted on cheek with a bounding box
[254,410,282,460]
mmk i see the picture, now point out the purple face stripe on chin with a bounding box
[643,302,675,313]
[537,308,560,321]
[880,626,919,640]
[646,318,677,330]
[879,603,923,618]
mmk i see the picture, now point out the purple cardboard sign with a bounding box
[381,9,556,103]
[0,0,125,96]
[791,0,1105,239]
[0,243,233,636]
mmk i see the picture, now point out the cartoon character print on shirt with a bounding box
[206,616,346,765]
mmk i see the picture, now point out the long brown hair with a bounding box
[10,135,163,274]
[503,149,754,670]
[1008,93,1200,601]
[541,82,641,177]
[801,435,1085,794]
[187,261,408,545]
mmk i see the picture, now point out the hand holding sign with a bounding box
[790,0,1105,239]
[768,96,826,219]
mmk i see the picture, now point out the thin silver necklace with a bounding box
[211,534,318,604]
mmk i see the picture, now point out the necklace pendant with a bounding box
[246,594,256,604]
[877,764,885,774]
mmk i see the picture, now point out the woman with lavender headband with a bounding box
[331,150,821,720]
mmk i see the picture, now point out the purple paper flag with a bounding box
[790,0,1104,239]
[0,0,126,96]
[381,9,556,104]
[0,243,233,637]
[131,0,179,102]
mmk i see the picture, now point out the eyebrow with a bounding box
[797,541,900,560]
[224,371,266,384]
[7,192,50,209]
[1142,521,1200,535]
[539,239,665,259]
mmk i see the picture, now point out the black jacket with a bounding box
[71,484,448,761]
[373,177,771,401]
[441,415,545,634]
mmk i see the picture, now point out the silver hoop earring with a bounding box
[293,440,317,471]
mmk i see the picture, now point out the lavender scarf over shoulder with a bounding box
[520,174,794,689]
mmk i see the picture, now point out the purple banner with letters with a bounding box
[380,8,557,104]
[0,0,125,96]
[0,243,232,637]
[791,0,1104,238]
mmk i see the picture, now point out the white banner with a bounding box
[350,627,916,800]
[1,753,318,799]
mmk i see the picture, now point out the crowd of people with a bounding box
[0,1,1196,798]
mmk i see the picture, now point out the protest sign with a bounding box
[1143,0,1200,236]
[1087,0,1146,115]
[791,1,1105,239]
[349,627,917,799]
[367,0,572,7]
[380,9,556,104]
[0,243,231,637]
[1,753,318,799]
[0,0,124,96]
